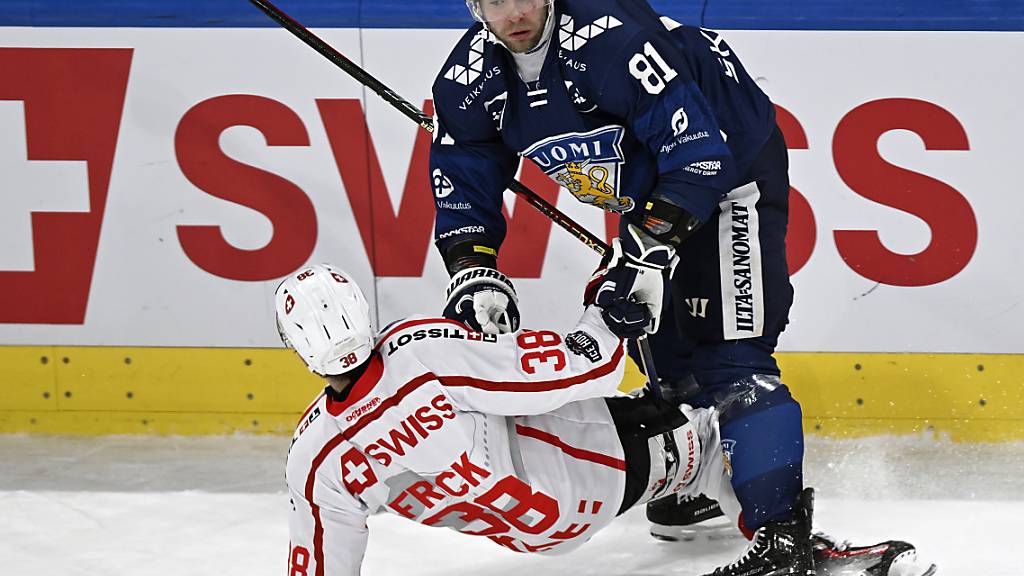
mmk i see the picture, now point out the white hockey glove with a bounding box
[592,224,678,337]
[443,267,520,334]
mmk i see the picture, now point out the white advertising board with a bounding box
[0,28,1020,352]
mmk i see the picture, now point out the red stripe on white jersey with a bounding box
[438,342,624,393]
[515,424,625,471]
[303,374,435,575]
[338,339,623,433]
[342,373,436,439]
[305,433,347,576]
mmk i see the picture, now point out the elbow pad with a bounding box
[640,196,703,247]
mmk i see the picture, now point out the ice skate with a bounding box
[812,532,938,576]
[647,493,741,541]
[701,488,815,576]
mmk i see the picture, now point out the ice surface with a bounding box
[1,434,1020,575]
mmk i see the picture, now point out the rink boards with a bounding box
[1,23,1022,438]
[2,346,1022,441]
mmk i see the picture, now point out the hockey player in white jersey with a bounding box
[277,263,936,576]
[279,263,730,575]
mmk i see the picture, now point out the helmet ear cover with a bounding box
[274,264,375,376]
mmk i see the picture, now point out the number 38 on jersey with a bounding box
[516,330,567,376]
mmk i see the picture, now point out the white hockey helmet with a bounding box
[274,264,375,376]
[466,0,553,23]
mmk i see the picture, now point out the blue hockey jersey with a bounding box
[430,0,777,253]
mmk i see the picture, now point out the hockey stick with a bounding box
[247,0,665,399]
[247,0,607,256]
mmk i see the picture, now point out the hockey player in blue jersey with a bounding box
[429,1,934,575]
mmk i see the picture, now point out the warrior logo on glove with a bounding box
[443,267,521,334]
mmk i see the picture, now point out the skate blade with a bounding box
[649,521,742,542]
[888,550,937,576]
[817,549,938,576]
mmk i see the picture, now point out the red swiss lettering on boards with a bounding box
[175,94,318,281]
[832,98,976,286]
[0,48,132,324]
[174,95,315,280]
[318,98,436,278]
[496,159,564,278]
[774,104,816,276]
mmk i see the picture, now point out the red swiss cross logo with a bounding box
[340,447,378,496]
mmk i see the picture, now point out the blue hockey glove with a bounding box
[592,225,678,338]
[443,267,520,334]
[598,296,653,340]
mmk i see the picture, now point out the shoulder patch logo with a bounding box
[484,91,508,130]
[340,447,378,496]
[432,169,455,198]
[444,29,488,85]
[559,14,623,51]
[564,80,595,112]
[566,330,602,362]
[671,107,689,136]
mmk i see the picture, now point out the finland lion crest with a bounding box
[523,126,633,213]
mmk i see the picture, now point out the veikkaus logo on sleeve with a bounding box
[444,29,488,86]
[559,14,623,51]
[445,29,503,111]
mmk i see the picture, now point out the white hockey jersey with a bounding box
[285,306,630,576]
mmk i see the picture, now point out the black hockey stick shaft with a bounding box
[247,0,662,399]
[248,0,432,132]
[247,0,609,257]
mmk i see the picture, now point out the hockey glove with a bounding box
[592,225,678,338]
[585,254,651,340]
[443,267,521,334]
